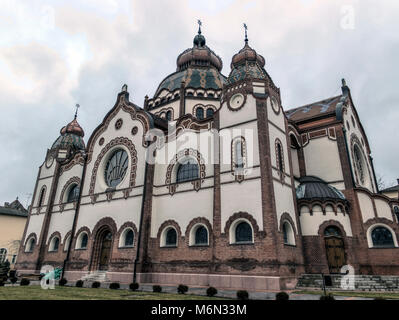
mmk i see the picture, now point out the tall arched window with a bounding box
[26,238,35,252]
[283,221,295,245]
[77,232,88,249]
[195,226,208,245]
[277,142,284,173]
[49,237,59,252]
[67,185,80,203]
[371,226,395,248]
[177,158,199,183]
[394,206,399,223]
[38,187,46,207]
[235,222,253,243]
[235,140,244,169]
[196,107,204,120]
[165,228,177,247]
[206,108,214,118]
[0,248,7,263]
[353,144,365,184]
[166,110,172,121]
[121,229,134,247]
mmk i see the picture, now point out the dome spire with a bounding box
[74,103,80,120]
[243,23,248,44]
[198,19,202,35]
[193,19,206,47]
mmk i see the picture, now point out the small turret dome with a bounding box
[51,116,85,151]
[296,176,346,201]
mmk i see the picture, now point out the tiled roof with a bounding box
[296,176,346,201]
[285,95,344,122]
[0,199,28,218]
[381,184,399,193]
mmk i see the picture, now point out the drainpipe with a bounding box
[133,148,150,284]
[61,151,88,280]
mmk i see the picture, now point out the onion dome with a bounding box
[231,42,265,69]
[296,176,346,201]
[153,27,226,98]
[51,115,85,151]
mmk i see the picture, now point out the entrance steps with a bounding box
[296,274,399,291]
[81,271,108,282]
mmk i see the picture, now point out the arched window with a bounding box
[353,145,365,184]
[104,149,129,188]
[206,108,214,118]
[235,140,244,169]
[67,184,80,203]
[195,226,208,245]
[26,238,35,252]
[371,226,395,248]
[64,236,71,252]
[38,187,46,207]
[166,110,172,121]
[235,222,253,243]
[394,206,399,223]
[49,237,59,252]
[283,222,295,245]
[196,107,204,120]
[324,226,342,237]
[77,232,88,249]
[121,228,134,247]
[0,248,7,263]
[277,142,284,173]
[165,228,177,247]
[177,158,199,183]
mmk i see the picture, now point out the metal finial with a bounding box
[244,23,248,44]
[342,78,347,87]
[74,104,80,119]
[198,19,202,34]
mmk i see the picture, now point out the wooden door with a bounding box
[325,237,346,274]
[99,232,112,271]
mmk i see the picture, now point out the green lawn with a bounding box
[0,285,223,300]
[294,290,399,300]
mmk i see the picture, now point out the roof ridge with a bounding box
[285,94,342,113]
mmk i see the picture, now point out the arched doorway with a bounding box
[92,229,113,271]
[324,226,346,274]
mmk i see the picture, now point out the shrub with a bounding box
[109,282,120,290]
[177,284,188,294]
[10,277,18,284]
[0,281,4,287]
[9,270,16,278]
[275,291,289,301]
[59,278,67,286]
[320,293,335,300]
[20,278,30,286]
[153,285,162,293]
[237,290,249,300]
[75,280,84,288]
[129,283,139,291]
[206,287,218,297]
[92,282,101,289]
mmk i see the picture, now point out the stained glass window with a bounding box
[277,143,283,172]
[124,229,134,247]
[166,111,172,121]
[177,158,199,183]
[235,222,252,243]
[196,107,204,120]
[283,223,289,244]
[165,228,177,246]
[195,226,208,245]
[372,227,394,247]
[67,184,80,203]
[104,149,129,188]
[38,188,45,207]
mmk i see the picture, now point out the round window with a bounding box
[104,149,129,188]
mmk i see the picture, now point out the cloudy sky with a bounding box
[0,0,398,207]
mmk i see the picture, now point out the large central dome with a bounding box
[153,28,226,97]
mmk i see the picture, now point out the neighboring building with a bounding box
[381,180,399,200]
[0,198,28,268]
[15,27,399,290]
